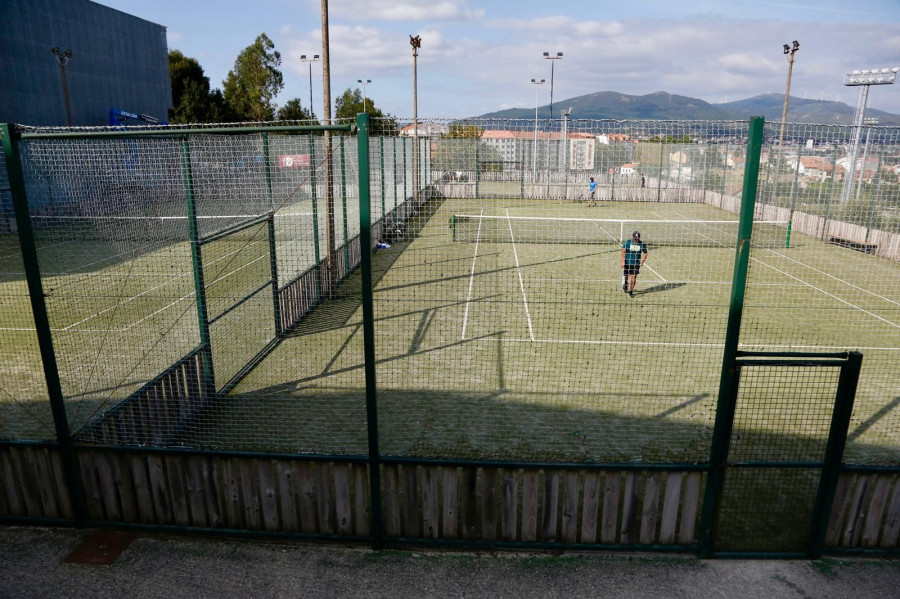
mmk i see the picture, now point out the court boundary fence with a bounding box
[2,116,898,557]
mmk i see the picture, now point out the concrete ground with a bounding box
[1,526,899,599]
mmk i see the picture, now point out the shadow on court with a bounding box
[635,282,686,295]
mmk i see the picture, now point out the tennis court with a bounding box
[172,196,900,463]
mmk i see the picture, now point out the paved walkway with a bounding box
[2,526,899,598]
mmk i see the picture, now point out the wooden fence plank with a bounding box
[621,472,640,545]
[333,463,352,535]
[442,467,458,539]
[1,449,23,516]
[501,470,518,542]
[16,447,44,518]
[201,458,223,528]
[111,452,138,523]
[640,473,660,544]
[352,464,369,536]
[541,471,559,542]
[880,477,900,549]
[33,448,60,519]
[843,475,871,547]
[521,470,539,543]
[562,472,579,543]
[77,452,104,521]
[185,457,207,527]
[382,465,401,536]
[222,458,243,529]
[601,472,620,544]
[146,453,172,524]
[861,475,892,548]
[659,473,683,545]
[277,461,299,532]
[422,466,439,539]
[296,461,318,534]
[166,455,191,526]
[581,472,601,544]
[129,454,155,522]
[460,467,478,540]
[403,465,421,538]
[258,460,281,532]
[240,459,262,530]
[92,453,122,521]
[481,468,498,541]
[316,462,334,534]
[49,451,73,519]
[678,472,702,545]
[825,474,853,547]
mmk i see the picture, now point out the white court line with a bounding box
[642,263,667,283]
[762,248,900,307]
[507,209,535,341]
[665,208,900,330]
[460,209,483,340]
[465,336,900,351]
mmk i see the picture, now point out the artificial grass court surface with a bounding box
[2,197,899,463]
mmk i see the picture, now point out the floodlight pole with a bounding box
[841,67,898,203]
[410,35,421,207]
[543,51,563,123]
[51,47,73,126]
[777,41,799,151]
[301,54,320,119]
[856,117,878,202]
[531,78,545,176]
[358,79,372,113]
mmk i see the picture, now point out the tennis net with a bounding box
[449,214,790,248]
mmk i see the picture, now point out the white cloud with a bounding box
[324,0,485,21]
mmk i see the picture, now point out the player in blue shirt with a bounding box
[621,231,648,297]
[588,177,597,207]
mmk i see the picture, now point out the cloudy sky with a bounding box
[95,0,900,118]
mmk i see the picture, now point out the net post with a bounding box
[699,115,765,558]
[340,139,350,276]
[808,351,862,558]
[1,123,87,523]
[181,137,217,400]
[262,132,274,211]
[356,113,384,549]
[450,215,456,241]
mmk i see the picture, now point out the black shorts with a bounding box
[623,264,640,276]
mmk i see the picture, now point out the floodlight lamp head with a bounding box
[52,46,60,56]
[792,40,799,51]
[543,52,549,57]
[783,44,790,54]
[409,35,421,49]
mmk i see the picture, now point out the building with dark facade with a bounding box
[0,0,171,127]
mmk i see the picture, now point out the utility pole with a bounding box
[51,47,73,126]
[410,35,421,208]
[321,0,335,296]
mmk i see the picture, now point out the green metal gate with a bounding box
[703,350,862,557]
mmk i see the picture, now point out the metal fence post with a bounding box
[380,136,386,222]
[309,135,322,299]
[698,116,765,558]
[356,113,384,549]
[262,133,282,336]
[181,138,217,399]
[340,140,349,276]
[1,123,86,523]
[786,142,803,248]
[809,351,862,558]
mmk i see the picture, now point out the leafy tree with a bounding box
[223,33,284,122]
[276,98,315,122]
[168,50,236,123]
[334,87,398,134]
[445,123,484,139]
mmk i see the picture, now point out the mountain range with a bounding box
[477,91,900,126]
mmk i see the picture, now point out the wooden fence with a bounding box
[3,444,898,551]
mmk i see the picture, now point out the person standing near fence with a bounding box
[588,177,597,207]
[621,230,647,297]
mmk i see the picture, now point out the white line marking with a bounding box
[762,248,900,307]
[643,263,667,283]
[666,208,900,330]
[466,337,900,351]
[507,209,535,341]
[460,209,483,340]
